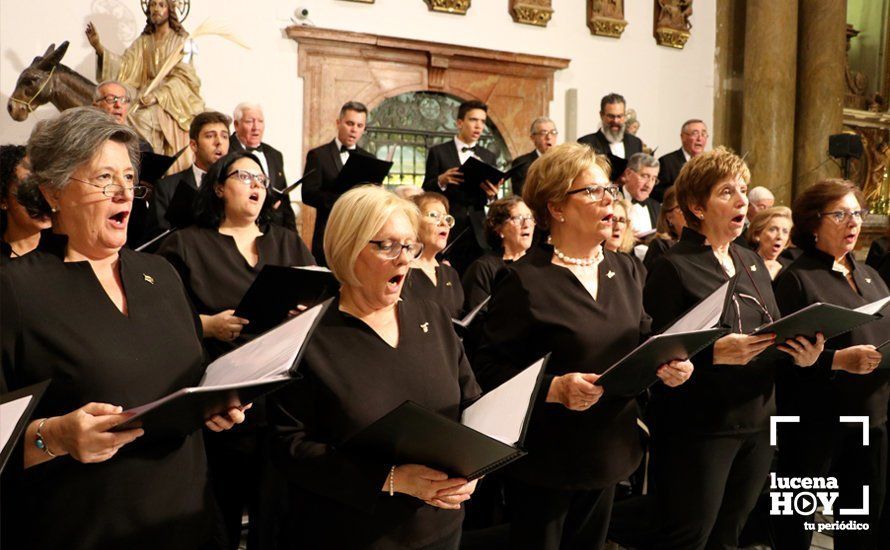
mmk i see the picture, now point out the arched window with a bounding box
[360,92,512,188]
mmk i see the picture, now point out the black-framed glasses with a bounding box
[424,211,455,228]
[226,169,268,188]
[70,176,147,199]
[603,113,625,121]
[565,184,620,202]
[369,240,424,260]
[818,209,869,224]
[507,214,535,226]
[98,95,130,106]
[533,130,559,137]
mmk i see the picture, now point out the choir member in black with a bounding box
[400,192,465,318]
[643,147,824,550]
[0,107,245,550]
[772,179,890,549]
[157,150,314,550]
[746,206,793,280]
[1,144,50,259]
[510,117,558,197]
[301,101,373,265]
[269,185,481,549]
[475,143,694,550]
[642,186,685,271]
[462,196,534,312]
[423,100,501,274]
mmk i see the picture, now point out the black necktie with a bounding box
[631,198,644,205]
[461,145,478,153]
[340,145,351,154]
[246,146,259,153]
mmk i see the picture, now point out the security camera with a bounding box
[296,7,310,19]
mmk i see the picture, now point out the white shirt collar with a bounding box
[334,137,355,152]
[454,136,477,151]
[192,164,207,188]
[682,148,692,162]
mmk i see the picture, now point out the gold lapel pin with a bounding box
[606,270,615,279]
[420,322,429,333]
[143,273,155,285]
[446,282,452,287]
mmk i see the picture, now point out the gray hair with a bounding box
[529,116,555,135]
[681,119,706,133]
[748,185,775,203]
[24,107,139,207]
[627,152,659,172]
[93,80,134,103]
[233,102,263,123]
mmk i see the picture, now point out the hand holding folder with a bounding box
[460,157,505,207]
[751,295,890,343]
[344,356,549,480]
[113,300,332,437]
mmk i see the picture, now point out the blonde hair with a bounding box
[613,199,636,253]
[522,142,610,229]
[324,186,420,287]
[675,146,751,230]
[747,206,792,247]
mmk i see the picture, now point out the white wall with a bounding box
[1,0,716,182]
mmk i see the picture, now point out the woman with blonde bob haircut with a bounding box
[476,143,693,549]
[271,185,482,549]
[746,206,793,280]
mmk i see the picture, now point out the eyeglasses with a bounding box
[507,215,535,226]
[731,292,775,334]
[369,240,424,260]
[603,114,626,121]
[97,95,130,106]
[533,130,559,137]
[70,175,147,199]
[424,211,455,228]
[226,169,268,188]
[683,130,709,139]
[818,209,869,224]
[635,172,659,185]
[612,216,628,226]
[565,184,620,202]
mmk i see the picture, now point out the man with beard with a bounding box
[86,0,204,173]
[620,153,662,238]
[578,93,643,165]
[149,111,230,233]
[654,119,709,201]
[510,116,558,197]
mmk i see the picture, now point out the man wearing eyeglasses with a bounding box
[510,117,558,197]
[93,80,153,153]
[578,93,643,163]
[655,119,709,201]
[149,111,231,233]
[620,153,662,240]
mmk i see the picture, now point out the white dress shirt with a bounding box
[609,140,626,159]
[192,165,207,188]
[335,137,356,167]
[622,187,654,234]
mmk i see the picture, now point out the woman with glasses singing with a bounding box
[269,186,481,549]
[400,192,465,318]
[474,143,693,549]
[642,147,824,550]
[156,150,314,549]
[771,179,889,549]
[462,196,535,312]
[0,108,246,549]
[642,186,686,271]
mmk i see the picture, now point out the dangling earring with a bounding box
[814,234,818,243]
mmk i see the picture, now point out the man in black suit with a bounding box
[654,119,709,201]
[619,153,661,240]
[578,93,643,177]
[229,102,297,230]
[301,101,374,265]
[423,99,500,274]
[511,116,558,197]
[148,110,230,234]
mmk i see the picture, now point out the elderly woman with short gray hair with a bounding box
[1,106,245,550]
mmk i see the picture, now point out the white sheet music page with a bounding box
[854,295,890,316]
[664,279,732,335]
[460,357,545,446]
[200,301,326,387]
[1,395,32,452]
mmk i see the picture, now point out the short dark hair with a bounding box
[193,151,276,229]
[600,93,626,113]
[485,195,524,250]
[790,179,866,251]
[458,100,488,121]
[1,144,28,232]
[189,111,232,141]
[339,101,368,119]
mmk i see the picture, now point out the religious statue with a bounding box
[654,0,693,49]
[587,0,627,38]
[86,0,203,167]
[7,42,95,121]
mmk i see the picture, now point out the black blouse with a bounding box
[642,236,675,272]
[401,264,465,319]
[269,298,481,549]
[0,242,211,550]
[773,248,890,426]
[643,228,781,436]
[474,244,650,489]
[461,252,508,312]
[157,224,315,360]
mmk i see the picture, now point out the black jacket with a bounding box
[654,148,687,202]
[577,130,643,159]
[149,166,198,234]
[509,150,539,197]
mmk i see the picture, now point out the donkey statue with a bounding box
[7,41,96,121]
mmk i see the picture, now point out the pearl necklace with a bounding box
[549,237,601,267]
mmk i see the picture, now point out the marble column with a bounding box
[793,0,846,195]
[741,0,798,205]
